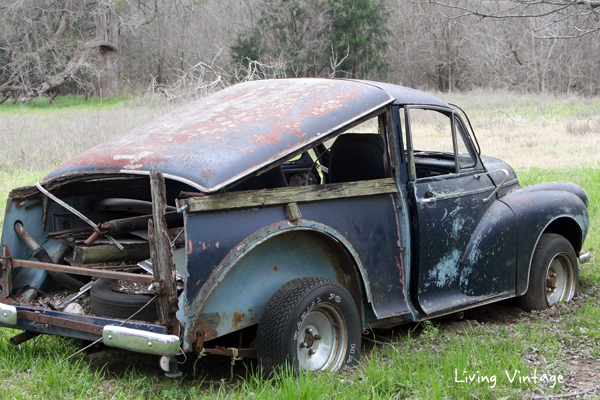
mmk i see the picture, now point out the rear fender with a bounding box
[183,221,370,351]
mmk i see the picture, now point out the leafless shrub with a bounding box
[566,117,600,135]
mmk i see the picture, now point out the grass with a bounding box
[0,91,599,399]
[0,95,131,112]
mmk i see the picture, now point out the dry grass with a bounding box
[0,99,177,173]
[437,89,600,169]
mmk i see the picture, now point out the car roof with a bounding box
[43,78,450,192]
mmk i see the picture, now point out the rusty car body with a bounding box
[0,79,591,374]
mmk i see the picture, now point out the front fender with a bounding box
[182,221,369,351]
[499,182,589,296]
[459,199,517,297]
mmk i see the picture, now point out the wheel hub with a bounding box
[300,327,321,350]
[544,253,574,306]
[296,305,347,371]
[546,272,557,290]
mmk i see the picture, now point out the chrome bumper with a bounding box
[579,250,591,264]
[0,302,17,326]
[103,326,180,356]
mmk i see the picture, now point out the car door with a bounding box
[404,107,516,314]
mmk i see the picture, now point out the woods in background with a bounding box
[1,0,599,103]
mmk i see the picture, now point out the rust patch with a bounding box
[193,312,220,342]
[231,310,247,331]
[202,242,206,251]
[396,256,404,285]
[188,240,193,254]
[196,279,202,286]
[215,241,220,248]
[273,266,278,272]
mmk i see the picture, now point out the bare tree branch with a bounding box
[423,0,600,38]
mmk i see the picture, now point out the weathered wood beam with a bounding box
[149,169,178,330]
[72,243,150,265]
[182,178,398,213]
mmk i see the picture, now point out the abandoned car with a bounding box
[0,79,591,374]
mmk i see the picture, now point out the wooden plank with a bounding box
[72,243,150,264]
[149,169,178,330]
[184,178,398,213]
[285,202,302,221]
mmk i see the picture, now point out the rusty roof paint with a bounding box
[43,79,401,192]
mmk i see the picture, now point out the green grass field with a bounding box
[0,94,598,399]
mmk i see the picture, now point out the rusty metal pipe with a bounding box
[14,222,84,291]
[10,330,40,346]
[13,222,39,251]
[84,212,183,246]
[10,258,155,283]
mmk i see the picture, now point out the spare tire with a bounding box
[90,278,158,322]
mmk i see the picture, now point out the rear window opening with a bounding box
[228,111,391,192]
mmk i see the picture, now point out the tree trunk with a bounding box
[95,0,119,97]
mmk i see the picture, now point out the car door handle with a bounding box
[420,192,437,205]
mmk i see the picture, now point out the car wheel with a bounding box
[90,278,158,322]
[518,233,578,312]
[256,277,361,372]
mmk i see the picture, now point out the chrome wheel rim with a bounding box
[296,304,347,371]
[545,252,575,306]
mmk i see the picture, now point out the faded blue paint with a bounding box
[414,161,498,314]
[450,217,466,239]
[428,249,460,288]
[183,230,346,351]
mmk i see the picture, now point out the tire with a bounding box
[256,277,361,372]
[518,233,578,312]
[90,278,158,322]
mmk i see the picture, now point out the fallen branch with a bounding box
[22,39,118,104]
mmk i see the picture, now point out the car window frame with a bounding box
[403,105,481,182]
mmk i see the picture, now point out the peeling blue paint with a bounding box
[428,249,461,288]
[451,217,465,239]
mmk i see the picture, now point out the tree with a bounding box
[0,0,119,103]
[328,0,389,78]
[230,0,390,79]
[426,0,600,38]
[95,0,120,97]
[231,0,332,78]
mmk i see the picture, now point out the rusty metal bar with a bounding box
[9,258,155,284]
[17,311,104,335]
[10,330,41,346]
[0,245,13,300]
[203,346,257,359]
